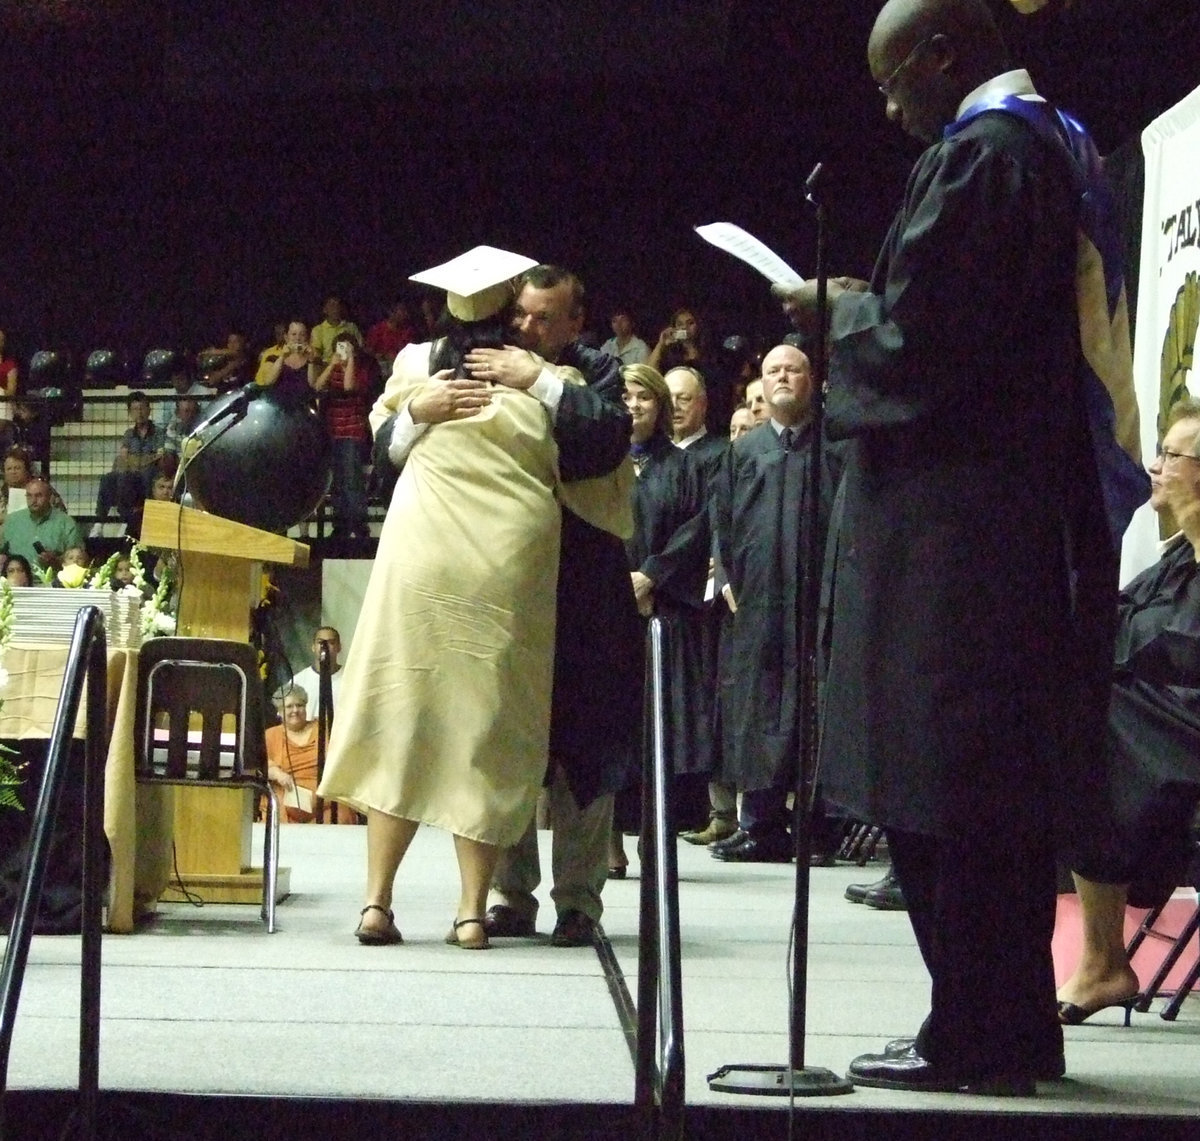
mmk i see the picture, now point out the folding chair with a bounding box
[134,637,280,931]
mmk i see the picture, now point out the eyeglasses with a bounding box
[878,36,933,98]
[1156,446,1200,464]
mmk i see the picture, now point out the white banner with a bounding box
[1122,83,1200,583]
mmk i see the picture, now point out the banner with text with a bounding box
[1123,83,1200,583]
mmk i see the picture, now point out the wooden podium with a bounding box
[140,500,310,904]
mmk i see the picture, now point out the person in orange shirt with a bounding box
[265,683,357,824]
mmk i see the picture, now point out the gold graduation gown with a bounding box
[318,343,561,845]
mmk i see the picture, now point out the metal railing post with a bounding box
[633,617,685,1140]
[0,606,108,1141]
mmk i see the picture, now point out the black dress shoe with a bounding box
[845,865,898,904]
[708,828,749,854]
[482,904,536,938]
[864,872,907,911]
[550,909,596,947]
[860,1043,1063,1084]
[713,832,793,863]
[847,1051,1036,1096]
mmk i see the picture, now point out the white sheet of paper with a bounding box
[694,223,806,287]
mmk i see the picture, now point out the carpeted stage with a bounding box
[3,826,1199,1140]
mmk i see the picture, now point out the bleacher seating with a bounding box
[35,387,384,546]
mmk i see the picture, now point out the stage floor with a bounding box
[4,824,1200,1130]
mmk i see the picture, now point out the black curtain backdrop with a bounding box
[0,1,1197,366]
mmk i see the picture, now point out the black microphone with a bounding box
[183,382,256,441]
[805,162,826,207]
[174,383,257,498]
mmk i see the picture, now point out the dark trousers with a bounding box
[329,437,368,536]
[889,827,1063,1080]
[740,786,789,835]
[95,470,147,526]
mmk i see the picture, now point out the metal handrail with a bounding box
[0,607,109,1141]
[634,617,685,1140]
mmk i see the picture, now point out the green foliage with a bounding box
[0,749,23,811]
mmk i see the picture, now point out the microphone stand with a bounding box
[709,163,853,1098]
[314,641,335,823]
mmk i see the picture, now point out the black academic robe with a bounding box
[713,420,840,793]
[678,430,730,781]
[1078,535,1200,899]
[819,108,1115,845]
[626,434,710,777]
[680,431,728,487]
[816,99,1122,1083]
[549,342,643,809]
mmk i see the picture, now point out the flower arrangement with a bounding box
[140,563,176,640]
[56,563,89,589]
[0,579,25,811]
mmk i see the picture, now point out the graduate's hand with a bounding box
[409,370,491,424]
[721,583,737,613]
[464,346,542,390]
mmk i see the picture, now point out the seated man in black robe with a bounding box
[1057,398,1200,1024]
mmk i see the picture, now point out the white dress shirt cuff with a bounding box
[529,368,564,420]
[387,406,429,466]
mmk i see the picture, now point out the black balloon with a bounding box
[184,386,332,533]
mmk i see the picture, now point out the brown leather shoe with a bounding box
[680,814,738,846]
[550,909,596,947]
[481,904,537,938]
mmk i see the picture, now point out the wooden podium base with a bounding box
[165,787,290,906]
[164,867,292,906]
[139,502,312,909]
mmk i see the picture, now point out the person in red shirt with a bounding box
[0,329,18,434]
[313,333,373,543]
[364,299,418,377]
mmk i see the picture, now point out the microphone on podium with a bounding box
[173,383,257,500]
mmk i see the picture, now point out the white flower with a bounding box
[153,612,176,634]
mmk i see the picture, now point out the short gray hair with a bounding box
[1166,397,1200,456]
[272,682,308,709]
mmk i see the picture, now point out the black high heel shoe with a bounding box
[1057,993,1138,1027]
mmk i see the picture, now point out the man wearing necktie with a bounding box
[710,343,844,863]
